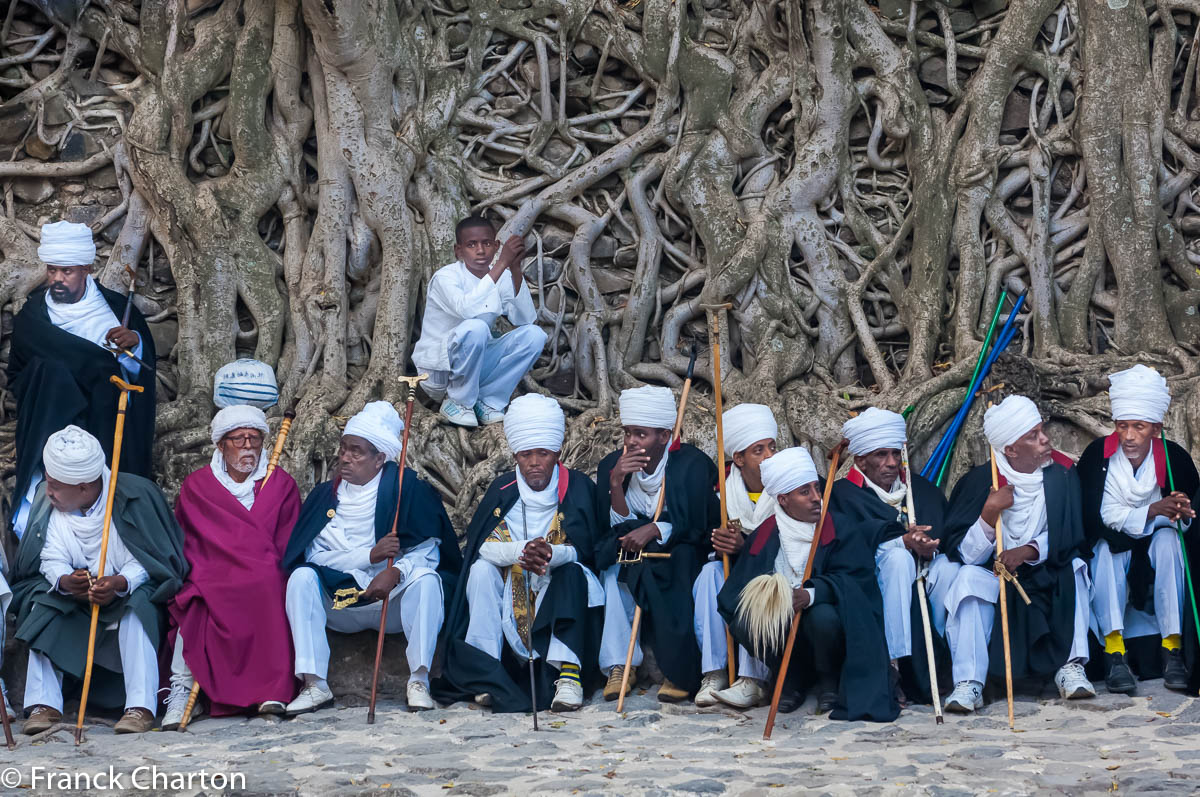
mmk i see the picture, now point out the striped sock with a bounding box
[1163,633,1182,652]
[559,663,582,684]
[1104,631,1126,656]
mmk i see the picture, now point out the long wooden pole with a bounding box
[706,306,737,685]
[75,375,143,745]
[902,444,943,724]
[989,438,1015,730]
[0,674,13,748]
[763,442,842,740]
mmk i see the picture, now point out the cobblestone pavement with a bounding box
[2,678,1198,796]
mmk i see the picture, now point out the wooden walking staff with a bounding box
[704,303,738,685]
[763,440,844,740]
[179,400,298,732]
[75,375,144,745]
[367,374,427,724]
[987,429,1016,731]
[901,444,943,725]
[0,667,13,748]
[616,346,697,713]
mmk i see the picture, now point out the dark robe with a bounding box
[943,458,1087,682]
[168,465,302,715]
[595,442,719,693]
[281,461,462,606]
[717,512,899,722]
[829,468,950,704]
[10,475,186,709]
[434,465,601,712]
[7,285,157,534]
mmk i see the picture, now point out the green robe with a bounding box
[11,475,187,708]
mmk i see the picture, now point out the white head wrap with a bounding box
[722,404,778,457]
[343,401,404,459]
[211,405,269,445]
[504,393,565,453]
[1109,364,1171,423]
[619,385,677,431]
[213,359,279,409]
[38,220,96,266]
[760,447,819,498]
[43,425,105,484]
[983,395,1043,451]
[842,407,907,457]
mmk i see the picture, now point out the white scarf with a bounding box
[1101,447,1159,533]
[507,465,560,543]
[209,448,268,511]
[310,470,382,589]
[45,467,135,577]
[625,449,668,518]
[726,465,776,532]
[994,451,1048,548]
[45,275,121,349]
[860,471,906,514]
[773,506,816,588]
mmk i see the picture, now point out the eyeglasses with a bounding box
[223,433,264,448]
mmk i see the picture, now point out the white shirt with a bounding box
[411,261,537,372]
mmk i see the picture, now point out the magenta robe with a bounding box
[168,465,301,715]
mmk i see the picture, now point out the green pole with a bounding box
[1161,430,1200,646]
[934,291,1008,487]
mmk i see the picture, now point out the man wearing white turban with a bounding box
[160,403,303,730]
[717,447,900,721]
[693,403,776,709]
[280,402,462,714]
[435,393,604,713]
[9,425,185,735]
[1077,365,1198,694]
[940,395,1095,714]
[7,221,156,542]
[829,408,957,706]
[595,385,719,703]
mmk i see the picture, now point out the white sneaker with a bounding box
[474,402,506,425]
[160,672,196,731]
[407,681,435,711]
[694,670,730,707]
[550,678,584,712]
[713,677,766,709]
[285,683,334,716]
[944,681,984,713]
[257,701,286,715]
[440,398,479,427]
[1055,662,1096,700]
[475,693,492,707]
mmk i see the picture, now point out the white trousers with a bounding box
[24,607,158,713]
[692,561,770,680]
[285,566,443,686]
[599,564,643,671]
[1090,530,1183,639]
[420,321,547,410]
[876,550,960,659]
[944,557,1090,684]
[464,559,577,668]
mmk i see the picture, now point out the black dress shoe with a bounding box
[1104,652,1137,694]
[1163,647,1189,692]
[776,686,804,714]
[815,691,838,715]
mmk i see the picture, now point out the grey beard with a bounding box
[228,453,259,475]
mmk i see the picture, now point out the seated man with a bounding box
[10,426,185,735]
[411,216,547,427]
[8,221,155,539]
[436,394,603,712]
[832,408,955,703]
[941,396,1095,713]
[162,404,303,729]
[596,386,718,703]
[694,403,776,709]
[1078,365,1197,693]
[281,402,461,714]
[718,447,898,721]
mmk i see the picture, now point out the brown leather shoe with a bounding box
[603,665,632,701]
[22,705,62,735]
[114,707,154,734]
[656,679,690,703]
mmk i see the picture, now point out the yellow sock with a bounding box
[1104,631,1126,656]
[1163,634,1182,651]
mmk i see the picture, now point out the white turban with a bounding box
[214,359,279,409]
[38,220,96,267]
[983,395,1043,451]
[619,385,677,431]
[211,405,269,445]
[760,446,819,498]
[723,404,778,457]
[1109,364,1171,423]
[504,393,565,453]
[842,407,908,457]
[43,425,105,484]
[343,401,404,459]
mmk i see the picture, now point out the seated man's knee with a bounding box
[467,559,503,592]
[512,323,547,354]
[286,567,320,597]
[451,318,492,347]
[879,548,916,580]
